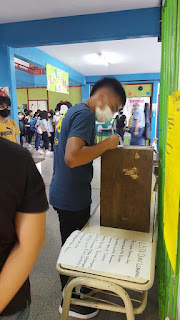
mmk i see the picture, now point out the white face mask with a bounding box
[55,111,60,116]
[95,104,114,122]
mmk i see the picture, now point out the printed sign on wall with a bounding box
[46,64,69,94]
[123,97,150,125]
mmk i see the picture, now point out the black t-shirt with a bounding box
[0,138,48,316]
[115,114,126,129]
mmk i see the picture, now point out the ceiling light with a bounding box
[84,52,125,66]
[97,52,109,66]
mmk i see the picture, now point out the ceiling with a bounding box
[38,38,161,76]
[1,0,160,24]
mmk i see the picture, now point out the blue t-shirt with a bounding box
[49,103,95,211]
[132,108,145,128]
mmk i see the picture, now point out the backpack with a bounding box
[30,118,37,132]
[143,103,151,140]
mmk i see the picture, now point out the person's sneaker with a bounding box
[59,303,99,319]
[45,150,51,155]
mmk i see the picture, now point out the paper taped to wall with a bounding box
[58,231,152,281]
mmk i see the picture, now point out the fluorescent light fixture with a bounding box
[84,51,125,66]
[97,52,109,66]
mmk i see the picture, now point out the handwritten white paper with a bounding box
[58,231,152,281]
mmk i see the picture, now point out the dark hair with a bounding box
[90,77,126,106]
[65,101,72,109]
[49,109,54,117]
[40,110,48,120]
[55,103,62,111]
[0,96,11,107]
[34,111,39,118]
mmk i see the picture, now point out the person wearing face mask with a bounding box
[0,96,20,144]
[53,103,62,130]
[114,109,127,142]
[49,77,126,319]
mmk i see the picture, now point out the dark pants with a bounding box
[130,127,145,146]
[26,128,33,144]
[20,134,25,146]
[55,206,91,290]
[117,128,125,142]
[42,132,49,150]
[49,132,54,151]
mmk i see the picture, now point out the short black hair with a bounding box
[49,109,54,117]
[40,110,48,120]
[90,77,126,106]
[55,103,62,111]
[0,96,11,107]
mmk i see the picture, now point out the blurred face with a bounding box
[18,113,24,120]
[95,89,122,122]
[55,110,60,116]
[132,104,138,110]
[48,113,51,118]
[0,102,11,118]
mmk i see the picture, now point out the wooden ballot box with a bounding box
[100,146,153,232]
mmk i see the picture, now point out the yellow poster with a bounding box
[46,64,69,94]
[164,91,180,271]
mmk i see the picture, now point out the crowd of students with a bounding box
[18,102,70,155]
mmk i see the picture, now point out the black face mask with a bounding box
[0,108,10,118]
[48,115,51,118]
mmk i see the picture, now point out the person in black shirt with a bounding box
[114,109,127,142]
[0,137,48,319]
[18,112,26,147]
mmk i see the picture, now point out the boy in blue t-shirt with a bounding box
[49,77,126,319]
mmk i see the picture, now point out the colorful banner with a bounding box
[164,91,180,271]
[46,64,69,94]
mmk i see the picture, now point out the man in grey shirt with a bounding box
[130,103,145,146]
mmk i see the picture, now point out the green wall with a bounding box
[28,88,47,100]
[48,86,81,110]
[17,88,28,105]
[16,86,81,110]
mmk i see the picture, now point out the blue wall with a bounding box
[0,46,18,125]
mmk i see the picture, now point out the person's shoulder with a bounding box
[72,103,94,115]
[0,138,32,162]
[7,119,17,126]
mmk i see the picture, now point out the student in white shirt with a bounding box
[53,103,62,130]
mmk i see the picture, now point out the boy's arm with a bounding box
[0,211,46,313]
[65,135,119,168]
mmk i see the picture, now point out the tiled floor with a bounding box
[28,154,158,320]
